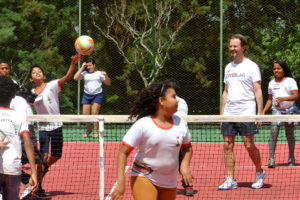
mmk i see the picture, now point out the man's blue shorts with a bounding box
[221,122,258,136]
[81,92,103,105]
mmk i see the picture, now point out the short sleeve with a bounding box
[49,80,60,93]
[251,64,261,83]
[122,120,143,149]
[19,115,29,137]
[268,81,273,95]
[80,71,87,77]
[289,78,298,91]
[98,71,106,82]
[223,65,229,84]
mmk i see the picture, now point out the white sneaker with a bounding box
[251,170,266,189]
[20,184,31,199]
[218,176,238,190]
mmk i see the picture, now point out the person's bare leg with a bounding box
[46,156,60,167]
[130,176,158,200]
[91,103,101,138]
[82,104,91,137]
[37,153,48,190]
[285,123,295,165]
[223,135,235,178]
[243,134,262,172]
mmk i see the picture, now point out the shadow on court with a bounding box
[48,191,77,196]
[177,188,199,196]
[276,163,299,167]
[238,182,272,189]
[26,191,76,200]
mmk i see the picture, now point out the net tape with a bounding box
[27,114,300,123]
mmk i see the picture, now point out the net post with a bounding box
[98,116,105,200]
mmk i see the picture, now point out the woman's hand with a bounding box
[111,181,125,200]
[180,162,193,186]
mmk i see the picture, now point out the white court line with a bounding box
[105,165,130,200]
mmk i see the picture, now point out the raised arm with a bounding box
[74,62,87,81]
[101,71,111,86]
[58,54,80,87]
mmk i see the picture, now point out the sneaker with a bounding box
[218,176,238,190]
[251,170,266,189]
[288,157,296,166]
[20,184,32,200]
[268,158,275,168]
[181,179,194,196]
[34,188,51,199]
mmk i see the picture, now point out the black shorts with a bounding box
[21,124,44,165]
[39,127,63,158]
[221,122,258,136]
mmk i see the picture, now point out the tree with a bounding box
[0,0,79,113]
[91,0,208,87]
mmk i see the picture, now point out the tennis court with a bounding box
[21,119,300,199]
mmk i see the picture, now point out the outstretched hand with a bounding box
[71,54,81,65]
[111,182,125,200]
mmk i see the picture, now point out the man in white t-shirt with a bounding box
[219,34,266,190]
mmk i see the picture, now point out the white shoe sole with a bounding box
[218,185,238,190]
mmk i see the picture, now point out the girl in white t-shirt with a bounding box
[74,58,111,138]
[111,80,193,200]
[263,60,298,168]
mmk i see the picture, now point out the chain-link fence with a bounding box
[0,0,299,115]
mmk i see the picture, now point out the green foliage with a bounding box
[0,0,78,114]
[260,23,300,78]
[0,1,299,114]
[106,94,119,103]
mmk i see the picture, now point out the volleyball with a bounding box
[74,35,95,55]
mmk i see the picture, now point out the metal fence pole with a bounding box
[219,0,223,110]
[77,0,82,115]
[151,0,156,82]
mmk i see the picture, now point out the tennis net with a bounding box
[21,115,300,200]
